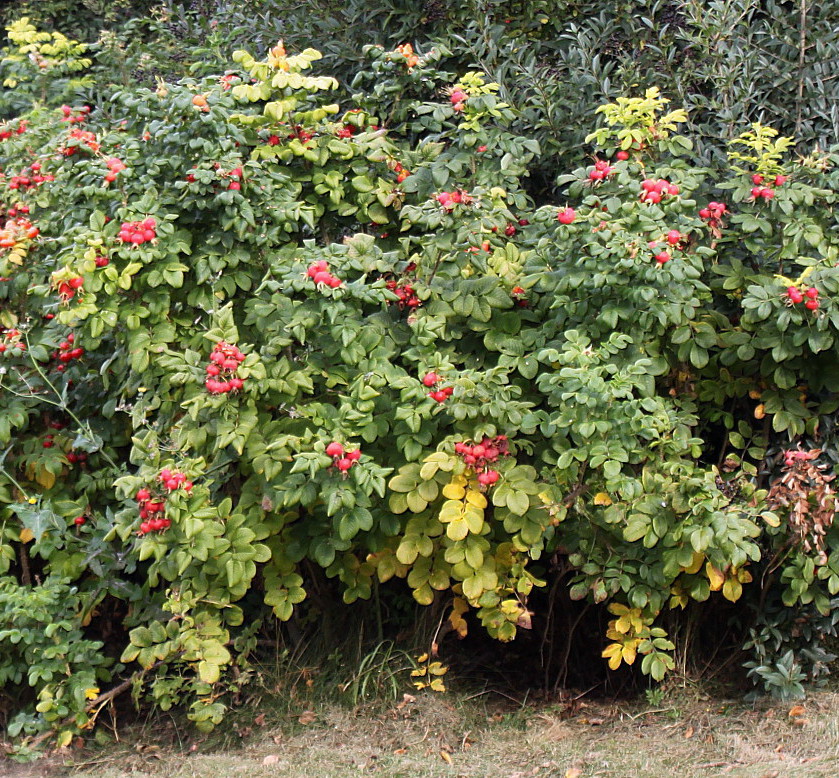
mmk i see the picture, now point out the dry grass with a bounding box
[5,690,839,778]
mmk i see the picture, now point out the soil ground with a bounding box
[4,689,839,778]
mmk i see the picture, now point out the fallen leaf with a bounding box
[393,748,407,754]
[684,726,694,739]
[788,705,805,718]
[298,709,316,725]
[254,713,266,726]
[440,750,453,764]
[564,768,583,778]
[262,754,280,765]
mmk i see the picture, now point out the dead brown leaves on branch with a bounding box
[767,448,837,563]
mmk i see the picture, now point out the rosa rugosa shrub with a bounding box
[1,25,839,747]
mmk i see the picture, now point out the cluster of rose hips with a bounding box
[0,121,26,141]
[225,166,244,190]
[63,128,100,155]
[0,328,26,357]
[288,126,313,143]
[436,190,472,210]
[750,173,787,201]
[557,207,576,225]
[449,88,468,112]
[94,254,109,268]
[306,260,342,288]
[392,161,410,183]
[59,105,90,123]
[42,433,56,448]
[698,201,727,226]
[52,332,84,369]
[56,276,84,302]
[7,163,54,190]
[118,218,157,245]
[639,178,679,204]
[103,157,126,184]
[588,158,614,181]
[385,278,421,309]
[0,216,39,249]
[205,341,246,394]
[454,435,509,487]
[785,285,820,311]
[649,229,684,265]
[511,285,528,307]
[66,450,88,466]
[335,124,355,139]
[192,94,210,111]
[6,203,29,218]
[325,441,362,472]
[135,471,190,535]
[423,371,455,403]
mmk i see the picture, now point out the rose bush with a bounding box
[1,21,839,747]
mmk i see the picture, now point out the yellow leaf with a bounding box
[35,467,56,490]
[84,687,100,700]
[442,482,465,500]
[706,562,725,591]
[416,653,429,663]
[593,492,612,506]
[565,770,582,778]
[621,643,637,665]
[438,499,463,522]
[19,527,34,543]
[607,602,630,616]
[439,750,452,764]
[465,489,487,509]
[448,597,469,638]
[722,577,742,602]
[684,551,704,575]
[736,567,753,583]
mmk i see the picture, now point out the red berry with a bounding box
[430,390,447,402]
[139,521,151,534]
[165,478,179,490]
[752,173,764,184]
[698,208,711,219]
[43,440,54,448]
[325,442,344,458]
[805,287,819,300]
[666,230,681,245]
[346,449,362,462]
[336,457,353,472]
[183,481,193,492]
[805,298,820,311]
[557,207,576,225]
[761,188,774,200]
[774,175,787,186]
[228,181,241,190]
[422,372,440,387]
[616,150,629,160]
[477,470,499,486]
[505,224,516,237]
[312,271,332,285]
[655,252,670,265]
